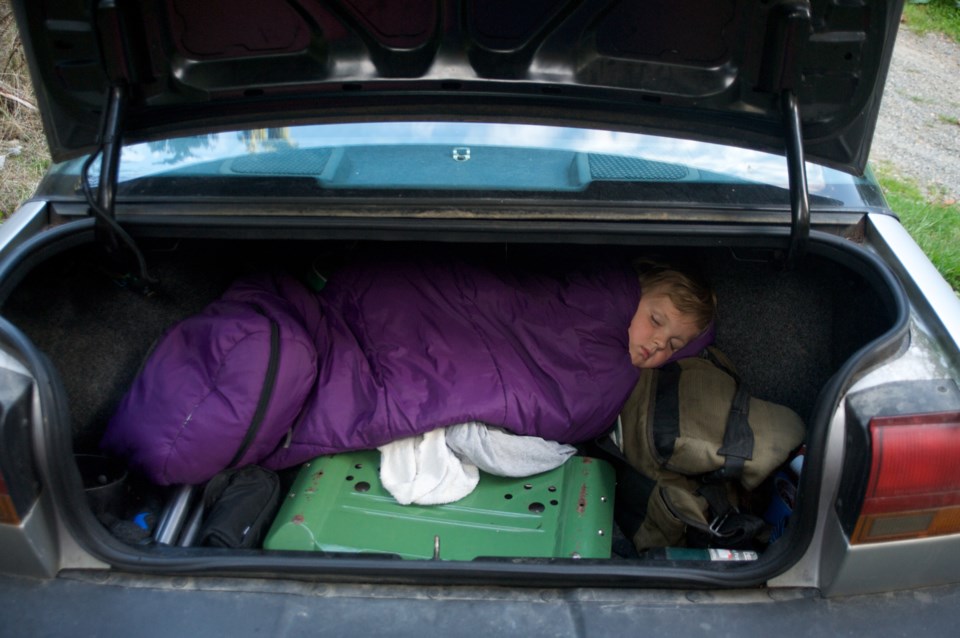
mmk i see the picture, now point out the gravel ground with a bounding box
[871,26,960,203]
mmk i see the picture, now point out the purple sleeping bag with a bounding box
[103,257,712,485]
[101,275,320,485]
[264,256,644,470]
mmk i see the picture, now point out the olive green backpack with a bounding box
[599,348,806,553]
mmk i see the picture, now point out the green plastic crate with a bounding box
[263,450,615,560]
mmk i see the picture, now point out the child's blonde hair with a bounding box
[633,259,716,331]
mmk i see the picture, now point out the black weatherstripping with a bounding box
[2,228,905,589]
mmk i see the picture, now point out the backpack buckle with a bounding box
[708,506,743,538]
[709,510,732,537]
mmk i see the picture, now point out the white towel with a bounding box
[378,428,479,505]
[445,422,576,477]
[378,422,576,505]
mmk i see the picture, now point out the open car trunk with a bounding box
[0,228,905,586]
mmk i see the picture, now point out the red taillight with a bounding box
[852,411,960,544]
[0,472,21,525]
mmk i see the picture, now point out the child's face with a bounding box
[627,291,701,369]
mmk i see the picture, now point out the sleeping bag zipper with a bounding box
[226,307,281,468]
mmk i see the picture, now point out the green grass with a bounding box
[903,1,960,43]
[874,167,960,292]
[872,2,960,293]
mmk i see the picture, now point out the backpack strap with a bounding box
[582,433,656,542]
[687,352,767,548]
[701,350,755,484]
[704,384,754,482]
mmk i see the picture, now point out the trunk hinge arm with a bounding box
[79,1,156,293]
[81,85,156,294]
[783,90,810,269]
[96,85,125,227]
[89,0,129,229]
[758,1,812,268]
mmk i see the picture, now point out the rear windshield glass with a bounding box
[66,122,881,208]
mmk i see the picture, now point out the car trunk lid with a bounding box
[14,0,903,176]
